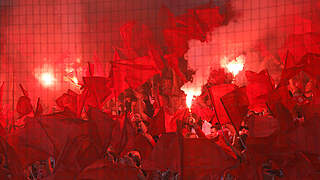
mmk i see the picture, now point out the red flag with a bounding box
[7,117,55,168]
[16,96,33,117]
[163,28,190,57]
[148,107,166,136]
[183,138,237,179]
[195,6,224,31]
[110,115,135,155]
[111,55,159,95]
[271,103,294,132]
[279,33,320,68]
[245,70,274,111]
[0,137,24,179]
[247,114,280,138]
[120,22,155,57]
[87,107,115,153]
[56,89,78,113]
[78,159,140,180]
[142,133,181,172]
[208,84,236,124]
[269,86,296,112]
[39,111,89,156]
[123,133,154,161]
[286,110,320,155]
[82,76,112,108]
[221,86,249,131]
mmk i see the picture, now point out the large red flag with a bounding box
[122,133,154,161]
[183,138,237,179]
[195,6,224,32]
[87,107,115,154]
[245,70,274,111]
[286,108,320,155]
[82,76,112,108]
[221,86,249,131]
[56,89,78,113]
[163,27,190,56]
[7,117,55,168]
[148,107,166,136]
[38,111,89,157]
[110,115,135,156]
[208,84,236,124]
[111,55,159,95]
[120,22,156,57]
[78,159,140,180]
[279,33,320,68]
[142,133,181,172]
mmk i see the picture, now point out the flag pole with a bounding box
[206,86,241,159]
[220,98,247,150]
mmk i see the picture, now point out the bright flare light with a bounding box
[222,55,245,76]
[40,72,55,86]
[182,88,202,111]
[71,76,79,85]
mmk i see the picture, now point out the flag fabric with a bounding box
[245,70,274,111]
[78,159,140,180]
[148,107,166,136]
[38,111,89,157]
[16,96,33,117]
[87,107,115,154]
[279,33,320,68]
[122,133,154,161]
[110,54,159,96]
[195,7,224,32]
[110,114,135,156]
[142,133,181,172]
[300,53,320,80]
[82,76,112,108]
[208,84,237,125]
[120,22,155,57]
[7,117,55,168]
[221,86,249,131]
[183,138,237,179]
[0,137,24,179]
[56,89,78,113]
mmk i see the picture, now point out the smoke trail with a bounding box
[184,0,319,92]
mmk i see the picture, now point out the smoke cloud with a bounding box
[184,0,319,93]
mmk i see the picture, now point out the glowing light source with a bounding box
[221,55,245,76]
[71,76,79,85]
[40,73,55,86]
[181,88,202,111]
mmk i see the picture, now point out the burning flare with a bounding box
[222,55,245,76]
[181,88,202,111]
[40,73,55,86]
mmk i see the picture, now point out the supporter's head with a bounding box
[128,151,141,167]
[131,113,148,133]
